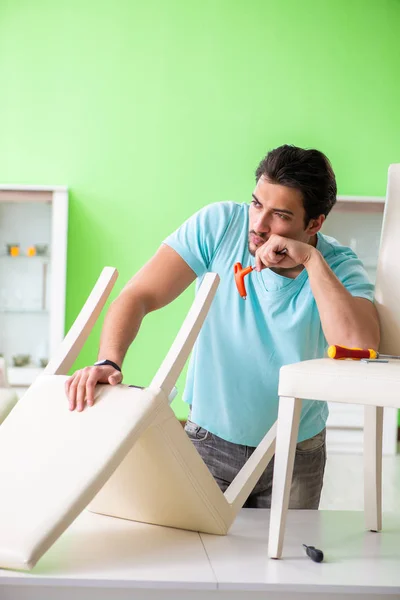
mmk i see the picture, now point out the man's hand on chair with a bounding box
[65,366,122,412]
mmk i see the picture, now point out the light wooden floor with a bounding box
[320,447,400,511]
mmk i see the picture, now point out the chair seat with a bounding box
[0,376,168,570]
[278,358,400,408]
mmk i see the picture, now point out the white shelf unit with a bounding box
[322,194,397,455]
[336,195,385,203]
[0,185,68,395]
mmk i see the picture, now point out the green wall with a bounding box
[0,0,399,419]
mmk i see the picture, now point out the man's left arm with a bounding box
[304,248,380,349]
[255,234,380,349]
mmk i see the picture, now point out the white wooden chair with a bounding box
[0,269,276,571]
[268,164,400,559]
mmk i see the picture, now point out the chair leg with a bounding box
[43,267,118,376]
[268,396,302,559]
[364,405,383,532]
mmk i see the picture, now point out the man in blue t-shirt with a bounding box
[66,145,380,509]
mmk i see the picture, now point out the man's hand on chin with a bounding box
[255,234,317,271]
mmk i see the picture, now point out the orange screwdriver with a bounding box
[327,345,400,360]
[234,249,287,299]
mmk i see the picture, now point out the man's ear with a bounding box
[306,214,325,235]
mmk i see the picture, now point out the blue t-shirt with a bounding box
[163,202,374,446]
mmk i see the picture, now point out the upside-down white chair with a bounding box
[268,164,400,559]
[0,269,276,571]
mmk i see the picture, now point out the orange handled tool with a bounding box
[234,249,287,300]
[328,345,378,360]
[234,263,254,299]
[327,345,400,361]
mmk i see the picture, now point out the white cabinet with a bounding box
[0,186,68,396]
[322,195,398,455]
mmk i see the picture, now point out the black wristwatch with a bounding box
[93,359,121,372]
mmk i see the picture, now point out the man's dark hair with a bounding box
[255,144,337,225]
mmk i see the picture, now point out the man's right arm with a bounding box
[65,244,197,411]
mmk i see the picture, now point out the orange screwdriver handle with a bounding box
[234,262,254,299]
[327,345,378,360]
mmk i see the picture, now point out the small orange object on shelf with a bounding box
[10,245,20,257]
[26,246,36,257]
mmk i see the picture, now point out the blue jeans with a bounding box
[184,419,326,509]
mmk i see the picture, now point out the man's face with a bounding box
[248,175,315,256]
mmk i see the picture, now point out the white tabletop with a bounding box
[1,509,400,599]
[0,509,215,589]
[201,508,400,594]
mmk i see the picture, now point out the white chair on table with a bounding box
[268,163,400,559]
[0,268,276,571]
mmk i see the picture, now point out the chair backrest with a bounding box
[88,387,277,535]
[374,164,400,354]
